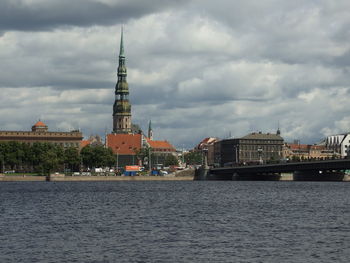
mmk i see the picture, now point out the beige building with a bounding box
[0,121,83,148]
[283,143,337,160]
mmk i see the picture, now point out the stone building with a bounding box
[215,131,284,166]
[0,120,83,148]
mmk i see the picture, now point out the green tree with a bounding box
[81,145,115,168]
[64,147,80,172]
[164,154,179,166]
[41,149,61,175]
[184,151,202,165]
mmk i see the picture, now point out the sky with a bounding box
[0,0,350,148]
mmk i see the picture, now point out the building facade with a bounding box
[283,143,336,160]
[216,132,284,166]
[196,137,219,166]
[0,121,83,148]
[113,28,132,134]
[324,134,350,157]
[106,133,144,167]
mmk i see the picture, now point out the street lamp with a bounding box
[116,147,119,172]
[233,145,238,164]
[148,147,152,171]
[202,148,208,169]
[257,147,263,164]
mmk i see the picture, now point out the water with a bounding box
[0,181,349,263]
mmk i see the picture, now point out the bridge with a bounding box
[199,159,350,181]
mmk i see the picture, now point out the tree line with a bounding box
[0,142,115,175]
[0,141,182,175]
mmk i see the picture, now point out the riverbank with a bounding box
[0,174,194,182]
[1,173,349,182]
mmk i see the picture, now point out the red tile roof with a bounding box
[288,144,309,150]
[288,144,326,151]
[146,138,176,152]
[106,133,142,155]
[80,140,90,148]
[33,121,47,127]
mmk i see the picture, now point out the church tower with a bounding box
[113,28,132,134]
[148,120,153,140]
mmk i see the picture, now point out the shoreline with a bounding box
[0,174,194,182]
[1,173,349,182]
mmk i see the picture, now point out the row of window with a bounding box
[240,152,280,158]
[239,145,282,151]
[241,140,282,144]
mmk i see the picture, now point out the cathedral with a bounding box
[107,29,176,168]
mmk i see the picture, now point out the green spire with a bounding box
[119,26,125,57]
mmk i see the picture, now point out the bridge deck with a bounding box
[211,159,350,175]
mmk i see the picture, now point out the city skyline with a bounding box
[0,0,350,148]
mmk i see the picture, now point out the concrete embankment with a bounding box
[48,175,194,181]
[0,174,194,182]
[0,175,46,181]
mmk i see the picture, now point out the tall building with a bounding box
[106,29,178,168]
[113,28,132,134]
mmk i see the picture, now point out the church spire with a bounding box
[113,28,132,134]
[277,121,281,136]
[148,120,153,140]
[119,26,125,57]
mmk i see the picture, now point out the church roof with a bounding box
[33,120,47,127]
[106,133,142,155]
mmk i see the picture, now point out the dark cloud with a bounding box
[0,0,189,31]
[1,0,350,148]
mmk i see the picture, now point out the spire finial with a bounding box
[119,25,125,57]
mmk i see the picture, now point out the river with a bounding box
[0,181,349,262]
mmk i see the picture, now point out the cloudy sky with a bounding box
[1,0,349,148]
